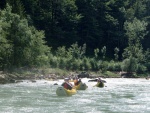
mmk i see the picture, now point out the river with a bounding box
[0,78,150,113]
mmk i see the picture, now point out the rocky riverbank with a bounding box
[0,70,149,84]
[0,72,62,84]
[0,71,107,84]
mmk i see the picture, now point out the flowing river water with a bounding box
[0,78,150,113]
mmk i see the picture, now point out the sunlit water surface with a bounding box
[0,78,150,113]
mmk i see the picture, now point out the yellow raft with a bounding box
[56,86,77,96]
[95,82,104,88]
[74,82,88,90]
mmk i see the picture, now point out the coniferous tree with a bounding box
[6,0,25,18]
[21,0,81,48]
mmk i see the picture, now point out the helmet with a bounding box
[64,78,69,81]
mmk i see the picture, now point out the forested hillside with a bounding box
[0,0,150,75]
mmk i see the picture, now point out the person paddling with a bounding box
[61,78,74,90]
[96,77,104,87]
[73,77,78,86]
[73,77,82,86]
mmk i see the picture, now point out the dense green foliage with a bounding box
[0,0,150,75]
[0,4,50,69]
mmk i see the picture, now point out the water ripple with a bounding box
[0,78,150,113]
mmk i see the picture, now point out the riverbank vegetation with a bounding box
[0,0,150,83]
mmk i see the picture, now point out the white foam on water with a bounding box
[0,78,150,113]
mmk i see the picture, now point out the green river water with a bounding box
[0,78,150,113]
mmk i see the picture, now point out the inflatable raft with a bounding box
[56,86,77,96]
[95,82,104,88]
[75,82,88,90]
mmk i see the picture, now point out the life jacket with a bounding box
[74,79,81,86]
[74,80,78,86]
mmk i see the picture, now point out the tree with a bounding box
[21,0,81,48]
[0,4,50,69]
[76,0,128,57]
[6,0,25,18]
[122,0,147,20]
[122,17,148,74]
[114,47,119,61]
[122,56,137,74]
[143,0,150,50]
[123,18,148,62]
[101,46,106,59]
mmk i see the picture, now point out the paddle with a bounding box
[88,78,106,83]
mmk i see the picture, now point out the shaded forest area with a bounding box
[0,0,150,76]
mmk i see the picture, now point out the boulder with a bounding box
[77,72,90,78]
[0,74,8,84]
[54,83,58,85]
[15,80,23,83]
[31,80,36,83]
[9,79,16,83]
